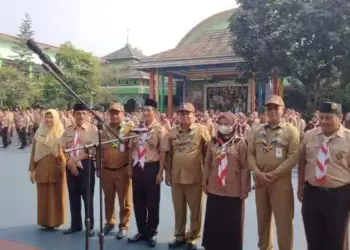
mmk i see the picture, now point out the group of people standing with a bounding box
[4,93,349,250]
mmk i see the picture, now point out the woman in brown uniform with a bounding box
[202,112,250,250]
[28,109,67,230]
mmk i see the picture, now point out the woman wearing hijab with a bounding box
[202,112,250,250]
[28,109,67,230]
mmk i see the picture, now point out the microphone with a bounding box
[26,39,64,77]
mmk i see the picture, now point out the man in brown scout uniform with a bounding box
[248,95,300,250]
[127,99,169,248]
[166,102,211,250]
[298,102,350,250]
[1,108,14,148]
[98,102,133,239]
[60,103,98,237]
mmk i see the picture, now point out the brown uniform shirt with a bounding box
[102,120,134,168]
[60,123,98,157]
[167,123,211,184]
[129,120,170,163]
[203,138,250,197]
[300,126,350,188]
[248,122,300,176]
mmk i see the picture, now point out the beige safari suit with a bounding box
[248,122,300,250]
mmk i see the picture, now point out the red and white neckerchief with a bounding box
[132,132,148,169]
[70,127,83,168]
[217,136,235,186]
[316,135,335,184]
[132,124,156,169]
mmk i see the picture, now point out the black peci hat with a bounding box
[319,102,342,114]
[73,103,88,112]
[144,99,158,109]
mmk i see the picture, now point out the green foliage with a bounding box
[43,42,101,108]
[99,63,123,87]
[11,13,35,70]
[0,66,32,108]
[230,0,350,112]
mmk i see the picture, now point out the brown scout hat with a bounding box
[108,102,124,112]
[178,102,195,113]
[264,95,285,106]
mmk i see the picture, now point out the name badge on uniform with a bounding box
[120,144,125,152]
[276,148,282,158]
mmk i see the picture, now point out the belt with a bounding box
[104,164,127,171]
[305,181,350,192]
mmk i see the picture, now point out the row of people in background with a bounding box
[2,95,350,250]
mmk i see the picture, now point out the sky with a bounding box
[0,0,238,58]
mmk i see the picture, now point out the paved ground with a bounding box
[0,139,310,250]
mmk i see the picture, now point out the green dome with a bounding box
[176,9,236,48]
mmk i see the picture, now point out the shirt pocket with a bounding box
[330,144,349,168]
[305,142,319,161]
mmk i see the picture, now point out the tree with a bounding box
[230,0,350,112]
[48,42,101,108]
[11,13,35,71]
[0,66,31,108]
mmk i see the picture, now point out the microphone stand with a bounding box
[26,39,125,250]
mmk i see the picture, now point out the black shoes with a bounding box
[128,232,146,243]
[168,238,187,248]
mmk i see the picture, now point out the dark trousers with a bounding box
[66,159,95,230]
[1,127,9,147]
[302,182,350,250]
[18,128,27,148]
[132,162,161,236]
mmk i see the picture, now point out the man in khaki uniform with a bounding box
[60,103,98,237]
[128,99,169,248]
[248,95,300,250]
[166,102,211,250]
[1,109,14,148]
[298,102,350,250]
[98,102,133,239]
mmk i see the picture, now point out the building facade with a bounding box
[0,33,57,76]
[135,9,298,114]
[101,43,176,112]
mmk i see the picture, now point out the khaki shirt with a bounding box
[299,126,350,188]
[60,123,98,158]
[102,120,134,168]
[203,138,250,197]
[4,113,14,128]
[167,123,211,184]
[129,120,169,163]
[248,122,300,177]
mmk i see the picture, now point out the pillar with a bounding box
[167,74,173,117]
[160,71,165,113]
[182,78,187,102]
[155,69,160,103]
[149,71,155,100]
[278,77,284,98]
[272,74,279,95]
[251,75,256,112]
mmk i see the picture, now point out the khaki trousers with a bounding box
[102,167,132,230]
[171,183,203,243]
[255,176,294,250]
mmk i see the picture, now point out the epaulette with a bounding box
[125,121,135,127]
[67,124,75,128]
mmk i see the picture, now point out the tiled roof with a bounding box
[103,44,145,60]
[177,9,236,48]
[135,29,243,69]
[0,33,59,51]
[0,33,103,61]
